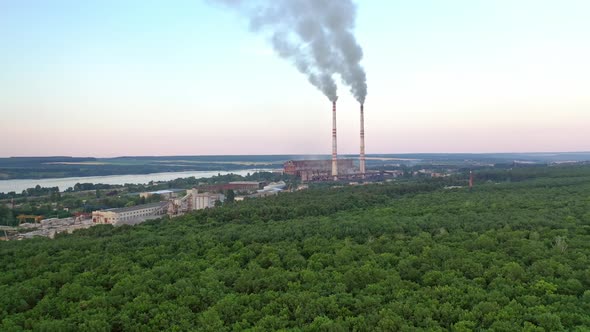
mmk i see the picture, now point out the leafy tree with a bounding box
[225,190,235,204]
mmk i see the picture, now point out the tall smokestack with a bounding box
[332,98,338,180]
[360,103,366,177]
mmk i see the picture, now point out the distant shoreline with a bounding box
[0,169,280,194]
[1,153,589,182]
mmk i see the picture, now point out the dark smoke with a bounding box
[211,0,367,103]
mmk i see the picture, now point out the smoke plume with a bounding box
[212,0,367,103]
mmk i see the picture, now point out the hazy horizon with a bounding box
[1,0,589,156]
[3,151,590,160]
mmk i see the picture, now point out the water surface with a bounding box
[0,169,278,193]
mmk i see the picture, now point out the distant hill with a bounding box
[1,153,589,180]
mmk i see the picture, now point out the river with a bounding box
[0,169,279,193]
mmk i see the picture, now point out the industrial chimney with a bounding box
[332,98,338,180]
[360,103,366,177]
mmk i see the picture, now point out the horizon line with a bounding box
[2,151,590,159]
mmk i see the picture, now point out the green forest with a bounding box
[1,166,590,331]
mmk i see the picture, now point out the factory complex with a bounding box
[5,217,95,240]
[1,180,291,241]
[91,181,287,226]
[90,189,227,226]
[6,99,372,238]
[284,159,355,181]
[281,99,369,182]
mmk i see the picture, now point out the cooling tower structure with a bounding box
[332,98,338,181]
[360,104,366,177]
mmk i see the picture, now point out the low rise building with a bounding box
[19,217,94,239]
[185,189,225,210]
[248,191,279,198]
[197,181,262,193]
[139,190,177,199]
[92,202,167,225]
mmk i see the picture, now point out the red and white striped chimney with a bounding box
[360,103,366,177]
[332,98,338,180]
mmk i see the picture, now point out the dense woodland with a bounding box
[1,166,590,331]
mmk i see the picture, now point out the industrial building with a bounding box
[139,190,178,199]
[198,181,262,192]
[92,202,168,225]
[23,217,94,239]
[167,189,225,216]
[284,159,355,181]
[234,181,287,200]
[186,189,225,210]
[283,98,367,182]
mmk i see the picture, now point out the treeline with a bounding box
[0,157,96,168]
[0,184,113,200]
[0,185,60,200]
[1,171,291,198]
[474,164,590,183]
[61,171,290,194]
[1,167,590,330]
[0,157,282,180]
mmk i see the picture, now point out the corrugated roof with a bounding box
[149,190,174,194]
[107,202,167,213]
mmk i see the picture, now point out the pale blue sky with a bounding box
[1,0,589,156]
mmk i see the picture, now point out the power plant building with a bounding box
[284,159,355,181]
[296,97,366,182]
